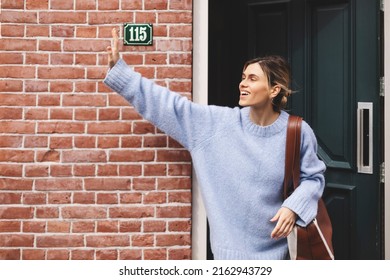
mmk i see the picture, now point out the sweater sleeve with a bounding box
[103,59,228,151]
[282,121,326,226]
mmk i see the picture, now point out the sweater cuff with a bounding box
[103,59,135,94]
[282,196,316,227]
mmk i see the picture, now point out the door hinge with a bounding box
[380,162,385,183]
[380,77,385,97]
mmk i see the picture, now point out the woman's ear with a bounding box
[270,85,281,98]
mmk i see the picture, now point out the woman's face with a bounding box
[238,63,276,108]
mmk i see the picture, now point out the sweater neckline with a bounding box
[241,107,289,137]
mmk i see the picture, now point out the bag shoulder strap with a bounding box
[283,115,303,199]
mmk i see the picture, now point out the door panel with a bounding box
[209,0,382,259]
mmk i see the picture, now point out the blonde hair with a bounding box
[243,55,292,112]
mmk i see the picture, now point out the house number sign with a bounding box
[123,23,153,46]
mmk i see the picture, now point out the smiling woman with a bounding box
[104,29,326,260]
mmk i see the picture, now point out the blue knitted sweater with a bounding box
[104,59,326,260]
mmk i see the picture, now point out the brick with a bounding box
[168,248,191,260]
[109,207,154,219]
[1,0,24,9]
[74,165,96,176]
[88,122,131,134]
[86,67,108,79]
[118,164,142,176]
[64,94,106,106]
[143,192,166,204]
[158,178,191,190]
[169,220,191,232]
[98,0,119,10]
[144,248,167,260]
[88,12,134,24]
[25,108,49,120]
[143,220,166,233]
[119,221,141,233]
[157,150,191,162]
[131,234,154,247]
[0,234,34,247]
[0,38,36,51]
[62,206,107,219]
[0,11,37,24]
[133,178,156,191]
[50,53,74,65]
[36,150,61,162]
[76,54,97,65]
[35,179,82,191]
[73,192,95,204]
[0,108,22,120]
[22,249,46,260]
[99,108,120,120]
[64,39,109,52]
[0,66,35,78]
[47,250,70,260]
[74,136,96,148]
[50,108,73,120]
[0,94,36,106]
[0,249,20,260]
[26,0,48,9]
[157,206,191,218]
[109,150,155,162]
[50,137,73,149]
[25,80,49,92]
[169,53,192,65]
[51,25,75,37]
[39,40,62,51]
[39,12,86,24]
[1,25,25,37]
[50,81,73,92]
[170,25,192,37]
[96,249,117,260]
[159,12,192,23]
[0,136,23,148]
[97,193,118,204]
[119,193,142,204]
[38,67,85,79]
[36,207,59,218]
[72,221,95,233]
[168,191,191,203]
[86,235,129,247]
[0,164,23,177]
[26,25,50,37]
[0,80,23,92]
[97,136,120,149]
[0,221,21,232]
[71,250,94,260]
[0,193,22,204]
[121,0,142,10]
[50,0,74,10]
[50,165,72,177]
[48,192,71,204]
[144,136,167,148]
[0,150,34,162]
[97,221,118,232]
[25,136,48,148]
[145,0,168,10]
[133,121,155,134]
[135,12,157,23]
[38,122,85,134]
[85,178,130,190]
[0,178,33,191]
[121,136,142,148]
[37,235,84,248]
[75,81,97,92]
[119,249,142,260]
[144,164,167,176]
[38,94,60,106]
[47,221,71,233]
[23,193,46,204]
[75,0,96,10]
[23,221,46,233]
[156,234,191,246]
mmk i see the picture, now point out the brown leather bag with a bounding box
[284,115,334,260]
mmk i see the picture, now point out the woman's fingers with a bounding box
[107,28,120,68]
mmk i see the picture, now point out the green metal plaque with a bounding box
[123,23,153,46]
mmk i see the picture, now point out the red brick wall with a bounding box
[0,0,193,260]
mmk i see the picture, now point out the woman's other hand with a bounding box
[270,207,297,239]
[107,28,120,68]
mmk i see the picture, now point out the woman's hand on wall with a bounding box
[107,28,120,68]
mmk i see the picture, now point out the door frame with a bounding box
[192,0,390,260]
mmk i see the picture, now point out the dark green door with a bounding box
[209,0,383,259]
